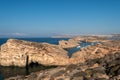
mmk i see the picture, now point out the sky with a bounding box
[0,0,120,37]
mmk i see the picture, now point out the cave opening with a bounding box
[29,62,39,68]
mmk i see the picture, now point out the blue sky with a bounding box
[0,0,120,37]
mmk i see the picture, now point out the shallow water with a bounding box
[0,63,57,79]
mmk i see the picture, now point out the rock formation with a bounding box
[0,39,69,67]
[59,39,80,48]
[1,38,120,79]
[0,38,118,67]
[5,52,120,80]
[70,40,120,64]
[74,36,111,42]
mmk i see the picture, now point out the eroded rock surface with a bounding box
[1,38,120,80]
[74,36,112,43]
[5,52,120,80]
[59,39,80,48]
[0,39,69,67]
[70,40,120,64]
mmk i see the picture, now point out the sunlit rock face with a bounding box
[74,36,111,42]
[70,40,120,64]
[0,39,69,67]
[59,39,80,48]
[3,37,120,80]
[5,52,120,80]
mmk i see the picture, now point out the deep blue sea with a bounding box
[0,38,69,45]
[0,38,96,79]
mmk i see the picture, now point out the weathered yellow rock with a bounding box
[59,39,80,48]
[0,39,69,67]
[70,41,120,64]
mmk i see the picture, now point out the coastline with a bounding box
[0,35,119,80]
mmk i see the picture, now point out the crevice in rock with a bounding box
[25,54,29,75]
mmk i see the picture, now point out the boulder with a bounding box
[0,39,69,67]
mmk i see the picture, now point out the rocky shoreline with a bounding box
[0,36,119,80]
[6,52,120,80]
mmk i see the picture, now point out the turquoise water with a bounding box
[0,75,4,80]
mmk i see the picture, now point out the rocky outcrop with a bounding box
[58,36,111,49]
[70,40,120,64]
[0,39,69,67]
[59,39,80,48]
[0,39,119,67]
[74,36,111,42]
[2,38,120,79]
[5,52,120,80]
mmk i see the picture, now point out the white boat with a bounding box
[77,46,81,48]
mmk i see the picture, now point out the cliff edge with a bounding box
[0,39,69,67]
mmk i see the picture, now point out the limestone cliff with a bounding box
[0,39,69,67]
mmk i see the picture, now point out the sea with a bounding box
[0,38,94,79]
[0,38,69,45]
